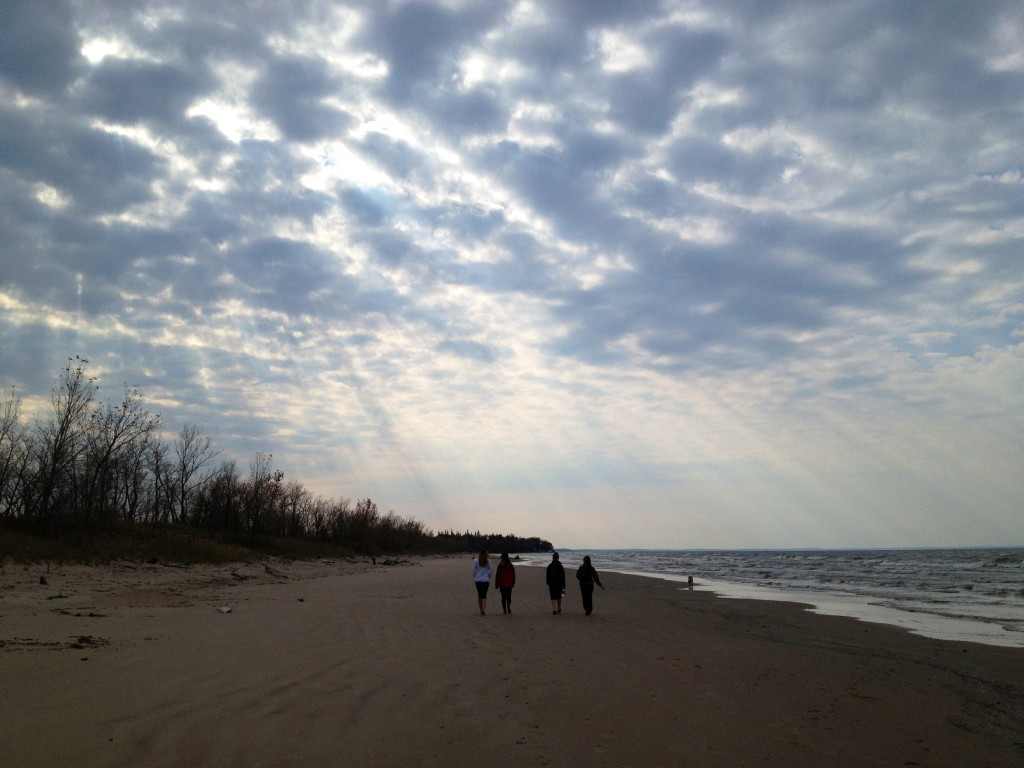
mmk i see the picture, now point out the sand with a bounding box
[2,555,1022,767]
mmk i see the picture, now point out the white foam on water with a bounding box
[617,570,1024,648]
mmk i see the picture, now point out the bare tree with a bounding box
[80,385,163,527]
[174,423,219,526]
[245,451,284,538]
[0,387,27,518]
[304,494,331,539]
[2,360,441,552]
[195,459,242,532]
[352,498,380,550]
[30,357,97,524]
[281,479,308,538]
[147,437,175,524]
[326,497,354,543]
[114,429,160,524]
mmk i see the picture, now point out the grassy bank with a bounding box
[0,524,364,565]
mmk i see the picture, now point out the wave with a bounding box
[528,547,1024,648]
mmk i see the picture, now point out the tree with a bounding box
[79,385,162,527]
[245,451,283,538]
[1,360,548,555]
[112,427,157,524]
[352,498,380,550]
[194,459,242,532]
[30,357,97,525]
[174,423,219,526]
[0,387,27,518]
[281,479,308,538]
[147,437,175,524]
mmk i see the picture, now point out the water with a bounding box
[520,548,1024,648]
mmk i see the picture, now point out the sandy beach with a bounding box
[2,556,1022,767]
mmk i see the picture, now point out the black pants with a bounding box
[580,583,594,615]
[499,587,512,611]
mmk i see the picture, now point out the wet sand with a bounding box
[2,556,1022,767]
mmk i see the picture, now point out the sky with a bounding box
[1,0,1022,549]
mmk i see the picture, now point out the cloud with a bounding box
[0,104,165,216]
[81,58,217,128]
[250,55,353,142]
[0,0,84,96]
[0,0,1021,548]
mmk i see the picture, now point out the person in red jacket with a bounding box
[495,551,517,614]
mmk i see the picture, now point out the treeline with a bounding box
[0,359,433,552]
[435,530,552,554]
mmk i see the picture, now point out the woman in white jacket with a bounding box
[472,550,492,615]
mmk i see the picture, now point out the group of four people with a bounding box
[472,550,604,616]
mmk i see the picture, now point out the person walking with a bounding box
[575,555,605,616]
[546,551,566,615]
[495,552,517,614]
[472,550,492,615]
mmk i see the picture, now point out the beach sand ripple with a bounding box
[2,556,1022,767]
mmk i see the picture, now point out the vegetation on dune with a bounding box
[0,358,552,563]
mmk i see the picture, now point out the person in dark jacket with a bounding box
[495,551,517,614]
[575,555,605,616]
[545,552,566,615]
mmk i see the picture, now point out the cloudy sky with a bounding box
[2,0,1021,548]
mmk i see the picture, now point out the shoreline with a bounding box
[517,549,1024,649]
[610,569,1024,648]
[3,556,1023,767]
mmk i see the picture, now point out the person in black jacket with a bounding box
[545,552,566,615]
[575,555,605,616]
